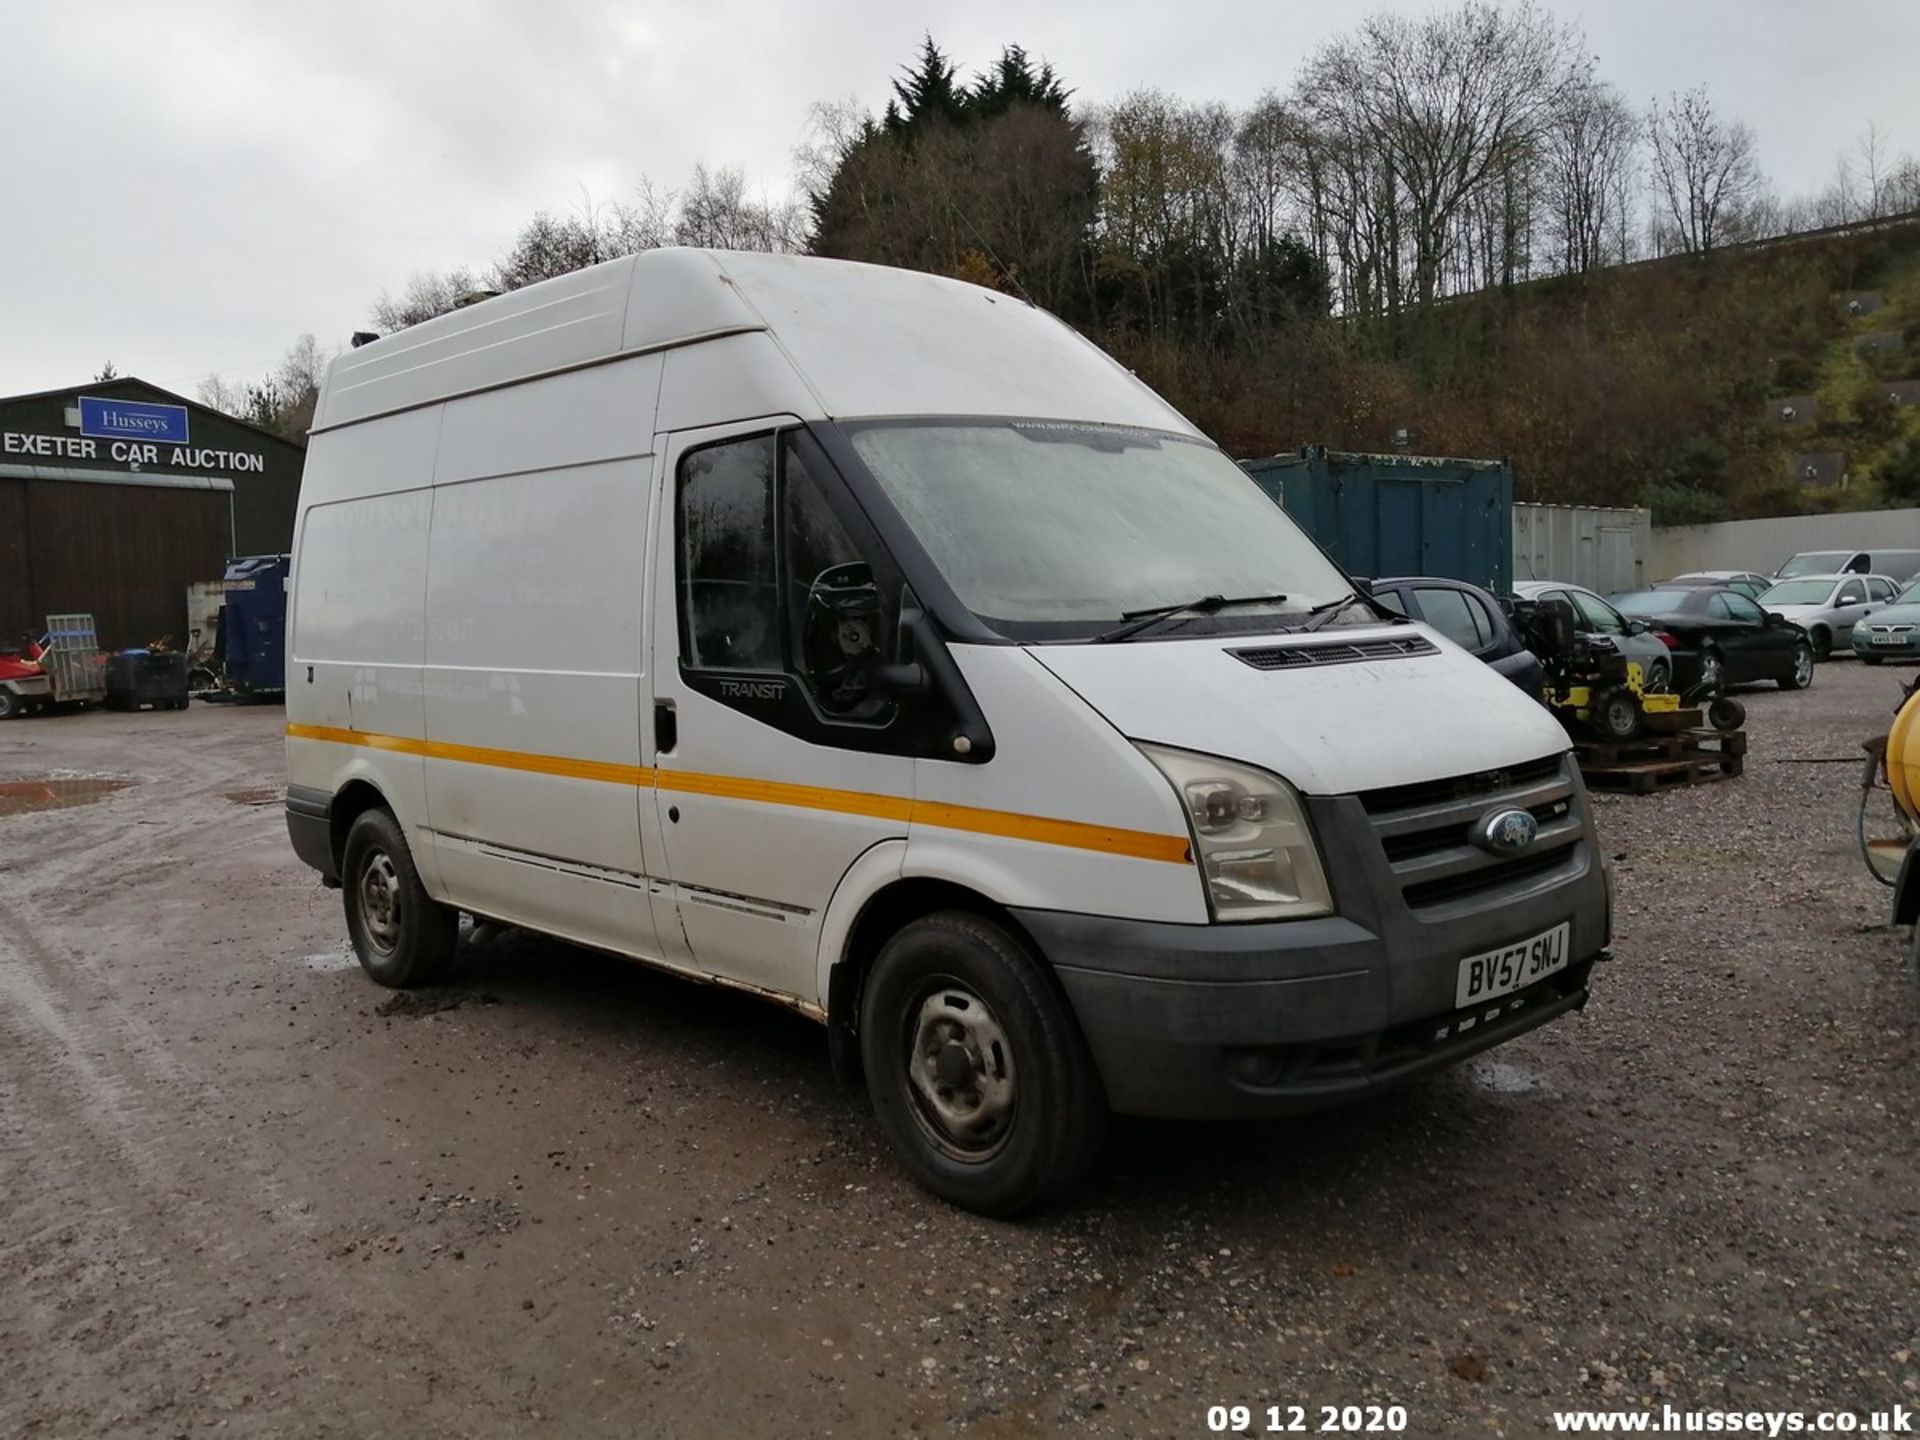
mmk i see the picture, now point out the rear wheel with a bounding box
[342,809,458,988]
[1780,642,1815,689]
[0,689,17,720]
[859,911,1106,1215]
[1644,658,1672,694]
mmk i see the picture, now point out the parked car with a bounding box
[1655,570,1773,600]
[1775,549,1920,582]
[1366,576,1545,698]
[1755,573,1899,657]
[1511,581,1674,691]
[1610,586,1815,691]
[1851,578,1920,664]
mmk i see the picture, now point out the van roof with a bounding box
[313,248,1196,437]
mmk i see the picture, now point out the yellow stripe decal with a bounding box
[287,723,1189,865]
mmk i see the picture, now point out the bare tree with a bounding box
[673,164,805,252]
[1645,86,1762,253]
[370,267,485,333]
[1298,2,1581,310]
[1543,71,1637,272]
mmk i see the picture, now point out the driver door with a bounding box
[648,420,915,1001]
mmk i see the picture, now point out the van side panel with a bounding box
[287,405,445,890]
[418,357,665,960]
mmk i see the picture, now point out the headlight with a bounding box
[1136,742,1332,922]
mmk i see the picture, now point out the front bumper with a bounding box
[1015,781,1611,1119]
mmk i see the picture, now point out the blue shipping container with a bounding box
[1241,447,1514,594]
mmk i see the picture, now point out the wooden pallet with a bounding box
[1577,726,1746,793]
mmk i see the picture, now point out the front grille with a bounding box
[1358,754,1562,816]
[1360,755,1585,913]
[1231,634,1437,672]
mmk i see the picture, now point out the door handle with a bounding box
[654,701,677,754]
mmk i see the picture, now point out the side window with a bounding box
[1869,578,1897,602]
[1837,580,1867,605]
[680,435,780,671]
[1370,588,1410,617]
[783,436,894,717]
[1413,587,1489,650]
[1571,591,1624,634]
[679,429,894,719]
[1706,592,1737,619]
[1724,594,1766,625]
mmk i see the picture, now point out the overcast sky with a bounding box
[3,0,1917,402]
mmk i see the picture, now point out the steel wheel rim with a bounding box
[1793,646,1814,686]
[358,850,403,955]
[901,980,1017,1161]
[1701,652,1724,690]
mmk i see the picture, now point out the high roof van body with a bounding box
[286,249,1609,1212]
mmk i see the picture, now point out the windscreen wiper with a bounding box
[1300,591,1398,632]
[1092,592,1290,644]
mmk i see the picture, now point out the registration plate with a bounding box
[1455,923,1570,1008]
[1874,634,1905,646]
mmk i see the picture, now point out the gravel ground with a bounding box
[1,664,1916,1439]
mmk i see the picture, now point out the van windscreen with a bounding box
[846,421,1352,639]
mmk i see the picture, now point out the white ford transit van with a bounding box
[286,249,1609,1213]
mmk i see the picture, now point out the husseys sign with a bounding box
[1,394,268,475]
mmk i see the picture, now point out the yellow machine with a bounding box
[1546,658,1684,742]
[1861,684,1920,994]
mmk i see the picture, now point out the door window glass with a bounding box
[1571,591,1625,634]
[1706,593,1737,619]
[1868,578,1897,602]
[783,436,893,716]
[1370,588,1409,616]
[1837,580,1867,605]
[680,435,779,670]
[1413,587,1490,649]
[1723,594,1766,624]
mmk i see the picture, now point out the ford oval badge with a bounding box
[1476,807,1538,856]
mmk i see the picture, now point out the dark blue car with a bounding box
[1366,576,1546,700]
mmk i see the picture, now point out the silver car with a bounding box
[1756,573,1899,657]
[1512,580,1675,691]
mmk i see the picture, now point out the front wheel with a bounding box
[342,809,458,988]
[859,911,1106,1215]
[1810,627,1832,660]
[1780,642,1815,689]
[0,689,18,720]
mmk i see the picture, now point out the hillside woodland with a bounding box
[212,9,1920,523]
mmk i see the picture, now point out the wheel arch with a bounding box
[821,868,1051,1087]
[329,777,392,876]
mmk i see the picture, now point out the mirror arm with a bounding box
[899,607,995,763]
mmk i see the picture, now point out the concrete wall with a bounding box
[1651,508,1920,577]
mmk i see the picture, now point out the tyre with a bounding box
[1697,645,1726,694]
[1780,642,1815,690]
[1708,696,1746,731]
[1589,685,1642,741]
[1810,627,1831,661]
[0,689,17,720]
[1644,658,1672,694]
[1862,654,1885,666]
[859,910,1107,1216]
[342,808,458,988]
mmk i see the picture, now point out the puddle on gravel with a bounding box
[224,786,281,807]
[1470,1059,1543,1095]
[0,776,135,818]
